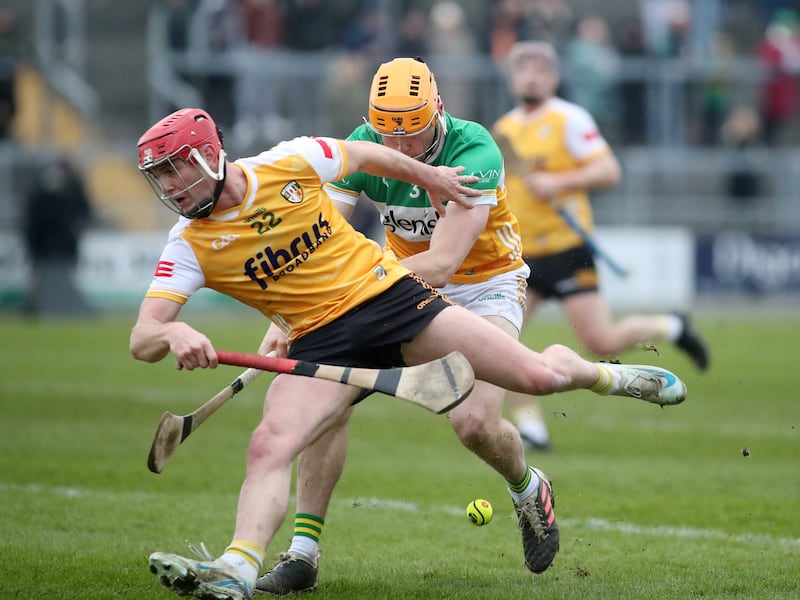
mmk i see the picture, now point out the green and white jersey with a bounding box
[325,113,524,284]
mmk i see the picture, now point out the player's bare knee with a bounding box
[247,425,295,469]
[450,408,489,444]
[455,421,489,450]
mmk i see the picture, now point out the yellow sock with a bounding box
[590,364,616,395]
[224,539,265,571]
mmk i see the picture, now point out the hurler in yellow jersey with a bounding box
[129,106,688,600]
[494,41,709,451]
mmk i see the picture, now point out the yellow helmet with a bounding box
[365,57,447,162]
[367,57,444,135]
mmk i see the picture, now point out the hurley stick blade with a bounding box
[147,366,265,474]
[147,411,186,473]
[313,351,475,414]
[397,351,475,413]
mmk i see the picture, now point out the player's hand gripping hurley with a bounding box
[493,132,629,278]
[147,350,475,473]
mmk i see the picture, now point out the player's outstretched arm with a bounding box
[130,297,218,370]
[343,140,479,217]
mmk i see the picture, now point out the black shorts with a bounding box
[524,245,599,300]
[288,274,454,368]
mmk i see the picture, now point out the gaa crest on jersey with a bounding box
[280,180,304,204]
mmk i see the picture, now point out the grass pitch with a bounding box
[0,310,798,599]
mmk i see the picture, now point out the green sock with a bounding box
[507,466,541,504]
[288,513,324,564]
[508,468,532,494]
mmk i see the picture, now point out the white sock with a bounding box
[219,553,258,583]
[508,466,541,504]
[592,363,621,395]
[288,536,320,566]
[662,314,683,342]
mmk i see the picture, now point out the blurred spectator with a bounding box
[490,0,532,65]
[240,0,285,47]
[266,0,359,144]
[663,0,693,57]
[527,0,575,51]
[0,7,20,140]
[284,0,359,51]
[697,33,735,146]
[639,0,693,57]
[489,0,573,64]
[188,0,247,131]
[147,0,199,114]
[163,0,196,51]
[233,0,290,150]
[194,0,246,52]
[758,1,799,24]
[563,15,621,139]
[698,73,731,145]
[396,7,429,58]
[427,1,479,120]
[757,9,800,145]
[319,52,371,138]
[341,5,390,62]
[616,18,648,144]
[687,0,722,59]
[639,0,694,144]
[22,156,94,316]
[721,104,762,202]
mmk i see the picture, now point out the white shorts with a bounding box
[438,264,530,333]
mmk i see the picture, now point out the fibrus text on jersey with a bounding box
[244,213,332,289]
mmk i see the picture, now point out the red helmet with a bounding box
[137,108,227,219]
[138,108,223,169]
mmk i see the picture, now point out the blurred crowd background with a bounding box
[0,0,799,308]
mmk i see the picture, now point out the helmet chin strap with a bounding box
[185,162,227,219]
[420,118,446,164]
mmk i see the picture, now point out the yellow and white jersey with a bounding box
[145,136,409,341]
[493,97,611,258]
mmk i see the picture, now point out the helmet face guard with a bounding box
[364,58,447,164]
[140,148,226,219]
[137,108,226,219]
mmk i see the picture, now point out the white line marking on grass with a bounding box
[578,517,800,549]
[340,496,800,549]
[3,482,798,549]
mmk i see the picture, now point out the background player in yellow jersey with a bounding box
[132,107,687,600]
[493,41,709,451]
[256,57,539,594]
